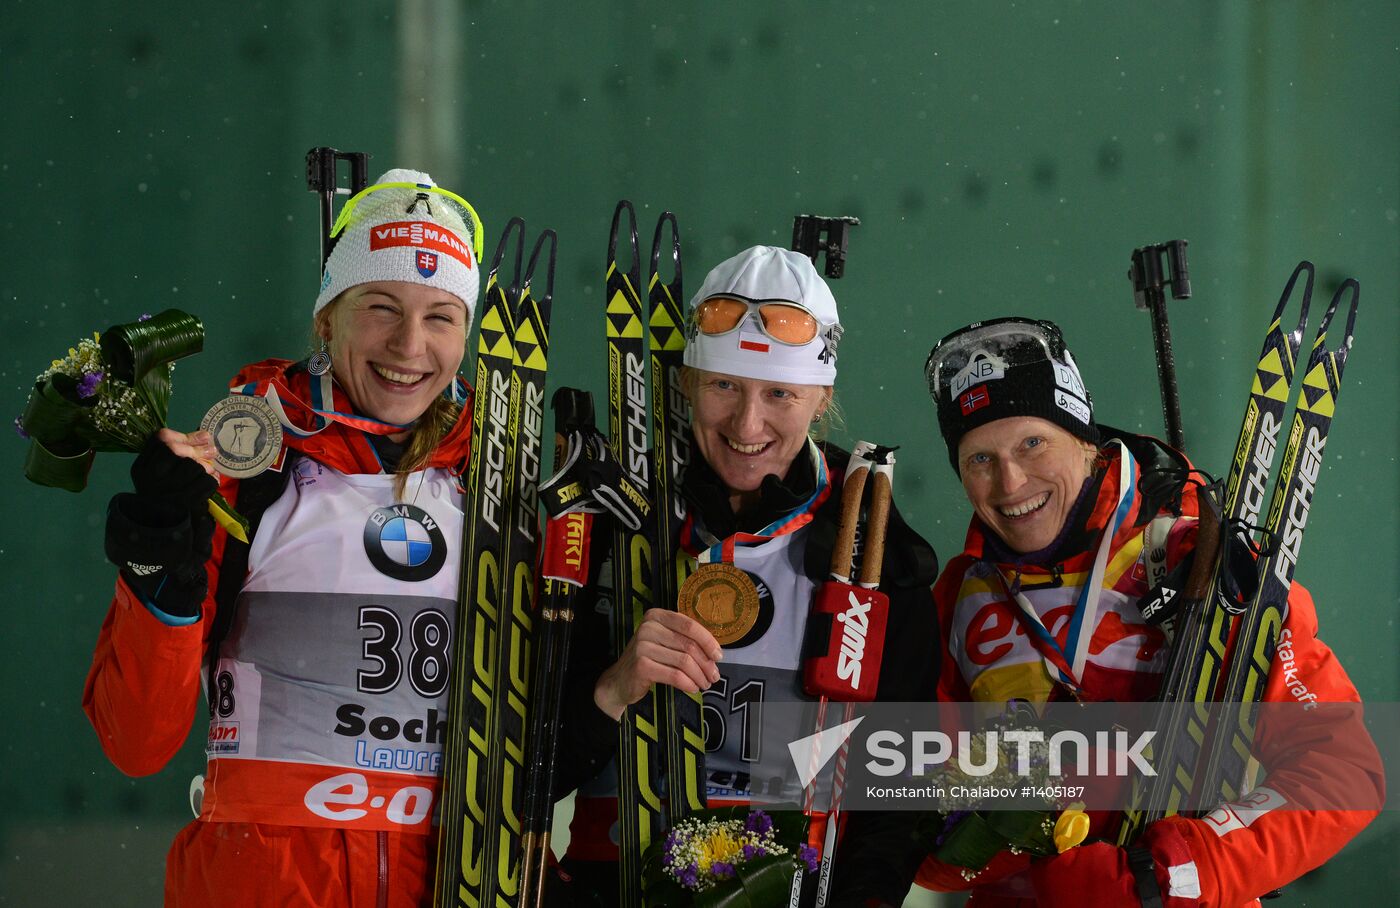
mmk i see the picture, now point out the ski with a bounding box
[647,212,708,822]
[1196,278,1358,803]
[1119,262,1315,843]
[434,219,527,908]
[606,200,664,908]
[483,229,557,907]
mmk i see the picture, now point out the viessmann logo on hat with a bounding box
[370,221,474,268]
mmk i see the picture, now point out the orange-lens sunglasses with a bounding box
[693,297,821,346]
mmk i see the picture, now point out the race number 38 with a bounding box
[304,771,433,826]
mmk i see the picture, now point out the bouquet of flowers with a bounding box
[15,309,247,541]
[916,704,1090,878]
[641,807,818,907]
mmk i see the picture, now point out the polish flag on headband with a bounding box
[738,320,770,353]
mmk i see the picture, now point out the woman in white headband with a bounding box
[553,246,942,907]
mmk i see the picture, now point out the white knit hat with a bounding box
[314,168,480,322]
[683,245,842,385]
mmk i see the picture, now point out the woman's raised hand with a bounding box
[593,609,724,721]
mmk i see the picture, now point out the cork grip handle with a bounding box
[858,471,892,588]
[830,466,869,581]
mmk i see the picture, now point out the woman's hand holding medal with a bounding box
[593,609,724,721]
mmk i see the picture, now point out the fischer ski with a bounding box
[1120,263,1361,841]
[434,219,527,908]
[648,213,708,823]
[483,229,557,907]
[606,200,665,908]
[1196,278,1358,804]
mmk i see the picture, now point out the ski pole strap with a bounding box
[999,440,1136,691]
[1127,846,1164,908]
[538,426,649,531]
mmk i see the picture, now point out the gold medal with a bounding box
[677,562,761,645]
[200,394,283,478]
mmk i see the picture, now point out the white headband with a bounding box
[683,245,841,385]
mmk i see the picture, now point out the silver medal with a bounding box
[199,394,283,478]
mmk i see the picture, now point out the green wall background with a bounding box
[2,2,1396,904]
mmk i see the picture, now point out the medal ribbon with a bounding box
[235,373,469,438]
[684,441,831,566]
[996,439,1136,692]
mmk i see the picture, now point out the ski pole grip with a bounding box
[830,466,868,582]
[858,471,892,588]
[1183,504,1222,603]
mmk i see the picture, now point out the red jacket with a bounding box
[83,360,470,908]
[915,441,1382,907]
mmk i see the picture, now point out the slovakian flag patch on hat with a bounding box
[370,221,473,267]
[416,251,439,277]
[959,384,990,415]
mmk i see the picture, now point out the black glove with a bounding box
[105,434,218,618]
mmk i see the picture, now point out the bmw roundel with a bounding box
[364,504,447,581]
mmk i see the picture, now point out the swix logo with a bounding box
[835,591,872,690]
[1240,411,1280,527]
[1273,426,1325,587]
[370,221,473,268]
[482,371,511,531]
[667,369,691,521]
[515,382,544,543]
[624,352,650,483]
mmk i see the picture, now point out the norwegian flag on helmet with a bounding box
[960,384,990,415]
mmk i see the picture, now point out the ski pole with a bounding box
[304,146,370,268]
[816,445,895,908]
[792,214,860,279]
[800,442,895,906]
[1128,240,1192,451]
[519,388,598,908]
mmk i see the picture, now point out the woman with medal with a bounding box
[84,170,481,906]
[912,318,1381,907]
[553,246,942,908]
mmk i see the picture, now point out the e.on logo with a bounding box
[964,602,1074,666]
[304,772,434,827]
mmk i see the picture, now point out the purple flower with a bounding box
[742,843,766,860]
[138,313,153,321]
[711,861,735,879]
[678,862,699,889]
[744,810,773,835]
[13,415,29,439]
[799,844,819,874]
[77,371,103,399]
[935,810,971,847]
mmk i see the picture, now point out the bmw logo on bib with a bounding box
[364,504,447,581]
